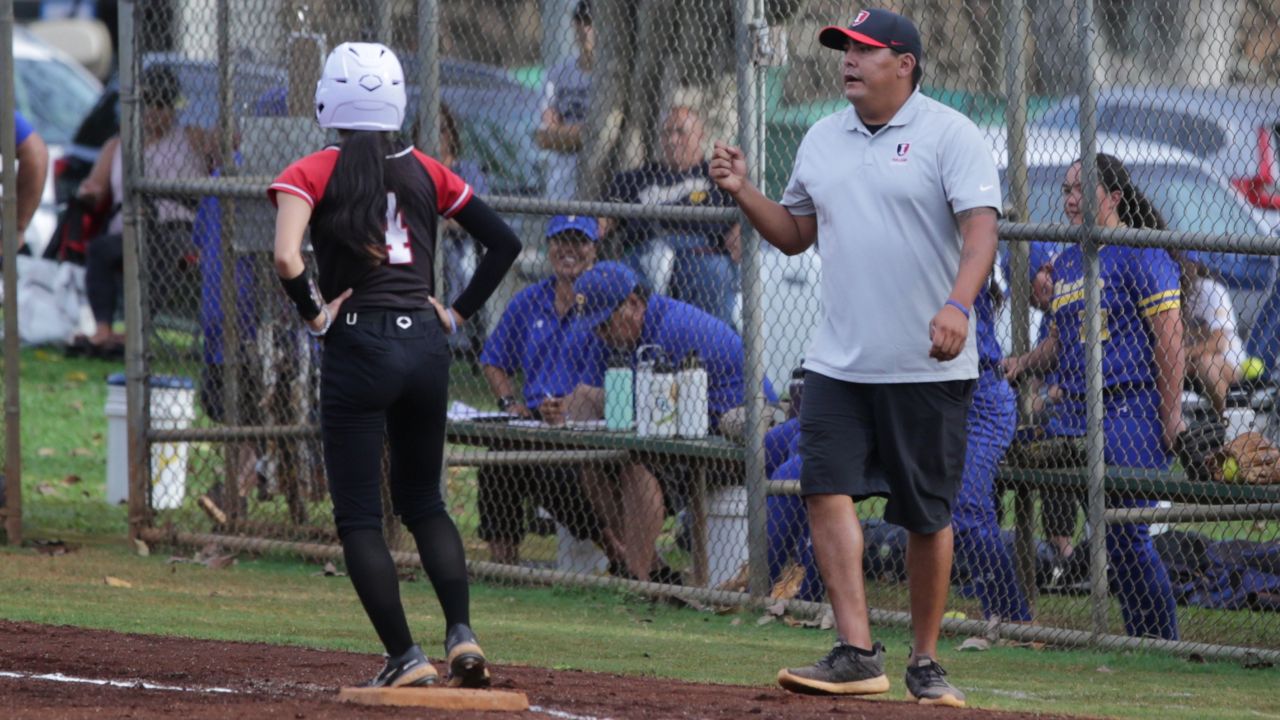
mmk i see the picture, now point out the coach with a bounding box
[711,8,998,707]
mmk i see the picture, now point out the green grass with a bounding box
[6,346,1280,719]
[1,540,1277,719]
[10,347,127,536]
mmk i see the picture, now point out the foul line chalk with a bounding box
[3,668,611,719]
[0,670,239,695]
[530,705,612,720]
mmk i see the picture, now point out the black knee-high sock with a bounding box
[342,528,414,657]
[406,511,471,631]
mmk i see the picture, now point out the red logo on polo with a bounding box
[852,10,870,26]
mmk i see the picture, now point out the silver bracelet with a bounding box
[306,305,333,337]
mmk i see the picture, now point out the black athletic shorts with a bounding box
[798,370,974,534]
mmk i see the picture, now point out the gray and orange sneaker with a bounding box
[445,623,491,688]
[777,641,890,696]
[363,644,438,688]
[904,654,966,707]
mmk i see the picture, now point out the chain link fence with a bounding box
[122,0,1280,662]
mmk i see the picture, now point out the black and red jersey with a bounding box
[268,146,473,311]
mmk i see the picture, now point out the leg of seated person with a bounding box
[1106,516,1179,640]
[767,494,806,588]
[85,233,124,344]
[1041,490,1080,560]
[475,466,527,565]
[580,465,627,570]
[620,462,664,580]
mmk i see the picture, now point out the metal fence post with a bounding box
[1077,0,1109,641]
[0,0,20,546]
[121,0,151,542]
[736,0,769,599]
[1002,0,1037,612]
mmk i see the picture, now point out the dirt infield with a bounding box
[0,620,1077,719]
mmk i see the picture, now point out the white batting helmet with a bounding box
[315,42,406,131]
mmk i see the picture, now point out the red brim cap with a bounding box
[818,25,888,51]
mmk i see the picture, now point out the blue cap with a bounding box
[546,214,600,242]
[572,261,639,332]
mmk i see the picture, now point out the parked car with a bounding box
[985,126,1279,350]
[12,26,102,256]
[1035,86,1280,228]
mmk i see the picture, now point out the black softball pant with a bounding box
[321,308,473,655]
[321,309,451,536]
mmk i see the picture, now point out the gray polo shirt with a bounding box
[781,90,1001,383]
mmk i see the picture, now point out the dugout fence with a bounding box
[121,0,1280,663]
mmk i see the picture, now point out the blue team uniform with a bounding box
[763,421,823,602]
[1045,244,1181,639]
[604,295,777,426]
[950,289,1033,621]
[480,278,608,411]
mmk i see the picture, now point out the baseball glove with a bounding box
[1174,418,1226,482]
[1220,431,1280,485]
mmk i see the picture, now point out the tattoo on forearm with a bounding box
[954,207,996,223]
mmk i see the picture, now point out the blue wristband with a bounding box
[945,299,970,318]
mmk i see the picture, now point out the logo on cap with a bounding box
[852,10,870,26]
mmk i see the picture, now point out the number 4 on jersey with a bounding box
[384,192,413,265]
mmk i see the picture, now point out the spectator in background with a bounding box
[603,104,740,326]
[11,110,48,250]
[477,216,618,567]
[1004,153,1183,640]
[571,261,776,582]
[438,102,492,360]
[76,66,205,355]
[535,0,593,200]
[1177,252,1245,419]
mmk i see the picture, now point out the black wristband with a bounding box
[279,270,322,322]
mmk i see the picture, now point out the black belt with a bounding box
[337,308,437,328]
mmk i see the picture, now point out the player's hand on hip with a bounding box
[309,288,353,335]
[710,141,749,196]
[427,296,462,334]
[929,304,968,361]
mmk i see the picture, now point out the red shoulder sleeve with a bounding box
[268,149,339,208]
[414,150,474,217]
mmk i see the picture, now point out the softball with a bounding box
[1223,457,1239,482]
[943,611,967,620]
[1243,357,1266,382]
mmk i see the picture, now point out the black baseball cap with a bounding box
[819,9,923,64]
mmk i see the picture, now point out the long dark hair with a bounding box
[1091,153,1167,230]
[313,130,396,264]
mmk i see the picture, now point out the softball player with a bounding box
[270,42,521,687]
[951,286,1033,622]
[1006,153,1182,639]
